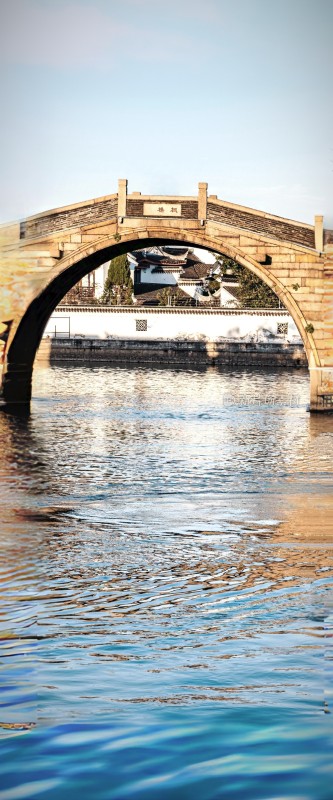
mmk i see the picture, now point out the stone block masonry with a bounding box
[20,197,118,239]
[207,201,315,249]
[37,337,307,370]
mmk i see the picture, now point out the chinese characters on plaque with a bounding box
[143,203,182,217]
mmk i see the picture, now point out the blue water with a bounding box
[0,365,332,799]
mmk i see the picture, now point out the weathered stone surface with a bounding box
[127,199,144,217]
[43,337,307,369]
[207,201,315,249]
[20,197,118,238]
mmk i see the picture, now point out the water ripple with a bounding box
[0,365,332,798]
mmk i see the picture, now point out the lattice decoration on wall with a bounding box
[136,319,148,331]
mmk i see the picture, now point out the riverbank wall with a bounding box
[37,337,307,368]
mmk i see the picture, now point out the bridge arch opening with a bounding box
[2,230,314,405]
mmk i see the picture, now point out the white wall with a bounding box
[94,263,108,298]
[220,286,239,307]
[139,266,178,285]
[178,282,201,298]
[43,307,302,343]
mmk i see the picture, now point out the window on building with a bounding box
[277,322,288,335]
[136,319,148,332]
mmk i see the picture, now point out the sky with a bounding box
[0,0,332,226]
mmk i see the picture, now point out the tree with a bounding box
[214,255,280,309]
[101,254,133,305]
[236,267,280,308]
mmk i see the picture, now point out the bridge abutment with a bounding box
[2,363,33,405]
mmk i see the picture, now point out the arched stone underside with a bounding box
[1,180,332,411]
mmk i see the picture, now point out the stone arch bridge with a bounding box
[0,179,332,411]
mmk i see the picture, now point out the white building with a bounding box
[128,246,240,307]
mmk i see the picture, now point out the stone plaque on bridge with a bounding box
[143,202,182,217]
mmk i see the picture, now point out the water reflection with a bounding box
[0,365,332,798]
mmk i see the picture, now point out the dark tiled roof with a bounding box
[179,262,211,280]
[137,257,187,269]
[186,252,203,264]
[131,246,189,268]
[131,247,216,276]
[220,274,239,284]
[151,263,185,271]
[134,283,194,307]
[163,247,188,256]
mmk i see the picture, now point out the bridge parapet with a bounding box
[20,194,118,240]
[206,199,315,250]
[14,180,319,253]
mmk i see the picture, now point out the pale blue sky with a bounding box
[0,0,332,225]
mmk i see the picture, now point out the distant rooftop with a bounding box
[130,246,213,281]
[133,283,194,307]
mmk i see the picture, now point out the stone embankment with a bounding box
[37,337,307,368]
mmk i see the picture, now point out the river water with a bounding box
[0,364,332,799]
